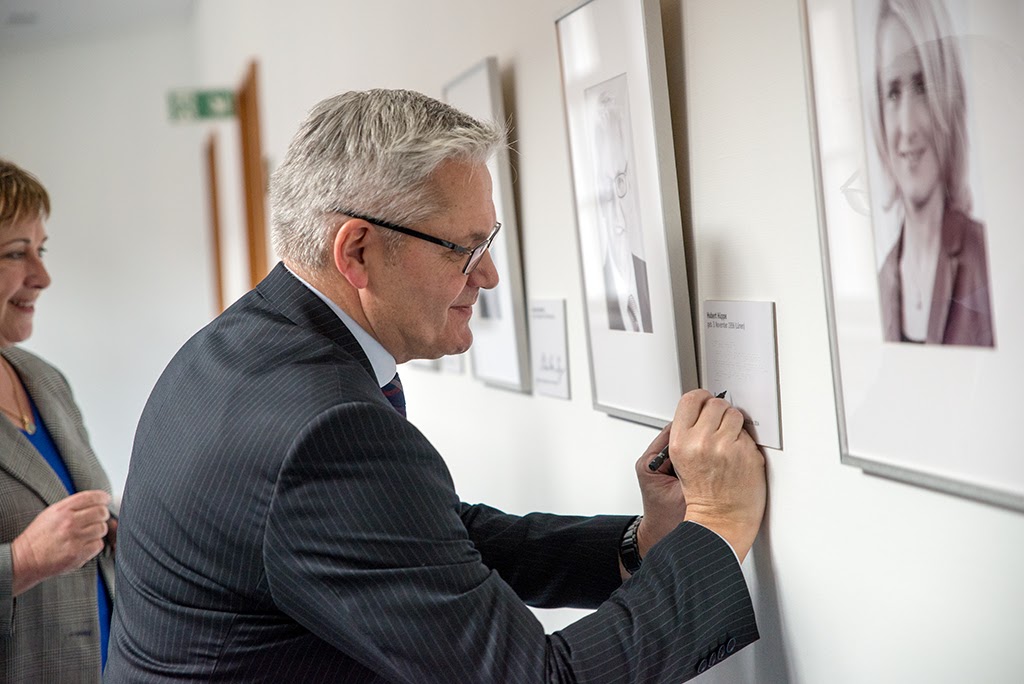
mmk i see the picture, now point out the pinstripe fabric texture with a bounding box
[106,263,758,683]
[0,347,114,683]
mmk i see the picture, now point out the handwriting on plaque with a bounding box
[703,300,781,449]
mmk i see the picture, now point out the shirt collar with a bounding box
[284,264,397,388]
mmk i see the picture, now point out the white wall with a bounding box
[2,0,1023,681]
[0,22,214,496]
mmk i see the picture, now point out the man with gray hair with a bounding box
[106,89,765,683]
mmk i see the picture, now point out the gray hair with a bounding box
[270,89,505,269]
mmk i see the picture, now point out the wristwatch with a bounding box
[619,515,644,575]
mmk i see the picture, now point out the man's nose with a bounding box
[469,249,499,289]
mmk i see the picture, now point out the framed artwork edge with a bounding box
[442,56,532,394]
[556,0,698,428]
[800,0,1024,513]
[844,452,1024,514]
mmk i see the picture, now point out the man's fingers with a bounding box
[636,424,671,476]
[673,389,713,431]
[647,446,673,475]
[694,396,732,435]
[719,405,746,438]
[644,424,671,457]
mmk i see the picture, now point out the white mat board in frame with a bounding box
[556,0,698,427]
[443,57,531,393]
[802,0,1024,511]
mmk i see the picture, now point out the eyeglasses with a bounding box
[336,208,501,275]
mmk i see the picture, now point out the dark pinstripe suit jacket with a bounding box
[106,263,757,683]
[0,347,115,683]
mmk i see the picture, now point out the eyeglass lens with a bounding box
[463,224,501,274]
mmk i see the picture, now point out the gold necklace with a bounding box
[2,358,34,434]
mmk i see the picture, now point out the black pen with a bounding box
[647,445,670,472]
[647,390,729,472]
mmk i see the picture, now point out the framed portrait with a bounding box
[443,57,532,393]
[803,0,1024,509]
[556,0,698,427]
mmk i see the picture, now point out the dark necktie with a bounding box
[381,373,407,417]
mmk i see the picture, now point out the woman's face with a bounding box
[878,16,943,212]
[0,215,50,347]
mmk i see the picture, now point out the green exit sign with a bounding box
[168,89,235,121]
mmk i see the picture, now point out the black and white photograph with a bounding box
[584,73,653,334]
[854,0,995,347]
[557,0,698,426]
[805,0,1024,510]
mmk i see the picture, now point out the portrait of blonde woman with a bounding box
[862,0,995,346]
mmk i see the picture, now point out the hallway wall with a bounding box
[2,1,1021,681]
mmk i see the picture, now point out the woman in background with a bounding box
[0,159,115,681]
[869,0,994,346]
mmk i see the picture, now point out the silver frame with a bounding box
[556,0,698,427]
[443,57,531,393]
[801,0,1024,512]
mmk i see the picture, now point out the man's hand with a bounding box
[11,490,112,596]
[633,425,687,560]
[669,389,766,563]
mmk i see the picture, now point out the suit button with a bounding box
[697,658,708,673]
[709,650,718,666]
[717,644,728,660]
[726,637,738,654]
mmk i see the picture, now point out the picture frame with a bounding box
[443,57,532,393]
[556,0,698,427]
[802,0,1024,510]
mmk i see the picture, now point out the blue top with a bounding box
[22,397,112,670]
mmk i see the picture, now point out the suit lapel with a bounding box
[0,348,110,499]
[878,235,903,342]
[927,212,965,344]
[0,353,71,505]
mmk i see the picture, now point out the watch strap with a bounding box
[619,515,643,575]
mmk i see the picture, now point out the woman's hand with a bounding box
[10,490,112,596]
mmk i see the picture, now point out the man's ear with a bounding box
[332,218,372,289]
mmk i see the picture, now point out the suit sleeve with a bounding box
[458,502,630,609]
[264,401,758,683]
